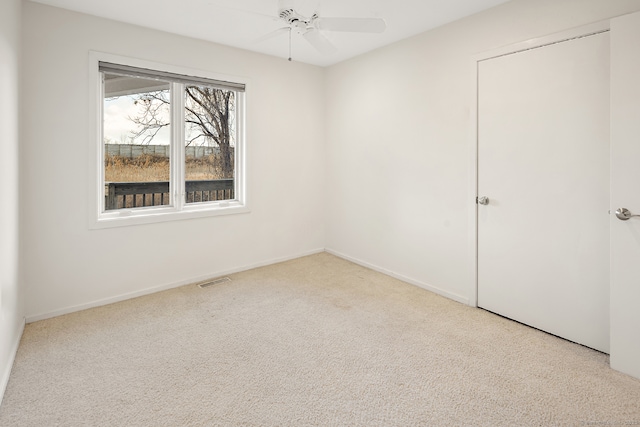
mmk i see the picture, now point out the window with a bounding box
[91,55,247,228]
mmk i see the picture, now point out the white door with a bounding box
[477,32,610,353]
[610,12,640,378]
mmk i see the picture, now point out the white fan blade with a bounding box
[302,29,337,55]
[315,17,386,33]
[254,27,290,43]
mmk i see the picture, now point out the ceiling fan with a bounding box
[257,0,387,60]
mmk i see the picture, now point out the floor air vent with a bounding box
[198,277,231,288]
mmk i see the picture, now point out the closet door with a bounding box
[610,11,640,377]
[477,32,610,352]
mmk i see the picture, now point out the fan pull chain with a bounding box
[288,27,292,61]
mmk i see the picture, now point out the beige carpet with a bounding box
[1,253,639,426]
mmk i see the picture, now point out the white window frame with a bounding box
[88,52,249,229]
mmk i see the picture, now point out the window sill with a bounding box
[89,202,250,230]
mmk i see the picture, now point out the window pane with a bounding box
[103,73,171,211]
[184,85,236,204]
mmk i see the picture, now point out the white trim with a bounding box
[172,81,184,211]
[0,318,25,406]
[468,56,479,308]
[326,249,470,305]
[471,20,610,64]
[88,51,251,229]
[88,203,251,229]
[25,249,325,323]
[469,20,611,308]
[235,91,247,208]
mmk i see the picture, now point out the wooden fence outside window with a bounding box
[105,179,234,210]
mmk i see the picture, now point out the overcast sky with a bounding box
[104,95,170,145]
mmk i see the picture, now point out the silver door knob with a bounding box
[615,208,639,221]
[477,196,490,205]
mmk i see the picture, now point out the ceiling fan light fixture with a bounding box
[293,20,308,33]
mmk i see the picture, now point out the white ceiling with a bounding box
[29,0,512,66]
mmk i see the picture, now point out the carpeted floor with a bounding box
[1,252,639,426]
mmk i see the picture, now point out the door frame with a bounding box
[468,20,611,307]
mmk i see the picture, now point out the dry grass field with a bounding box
[104,154,234,209]
[105,154,231,182]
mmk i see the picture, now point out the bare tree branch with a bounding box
[128,85,236,178]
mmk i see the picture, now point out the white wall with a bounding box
[21,2,326,320]
[325,0,640,303]
[0,0,24,403]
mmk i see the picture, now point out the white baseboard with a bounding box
[326,248,470,305]
[1,317,25,406]
[26,248,325,323]
[25,247,469,322]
